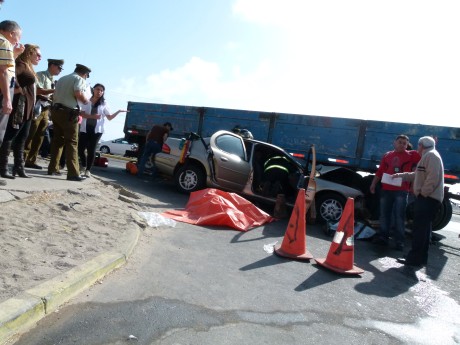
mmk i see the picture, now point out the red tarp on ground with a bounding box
[162,188,274,231]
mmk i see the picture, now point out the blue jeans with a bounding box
[379,190,408,245]
[137,140,162,176]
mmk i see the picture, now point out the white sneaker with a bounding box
[84,170,91,178]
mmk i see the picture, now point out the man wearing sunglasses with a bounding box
[24,58,64,169]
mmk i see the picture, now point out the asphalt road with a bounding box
[13,157,460,345]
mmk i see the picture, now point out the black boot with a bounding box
[12,166,30,178]
[0,171,15,179]
[13,145,31,178]
[0,141,14,179]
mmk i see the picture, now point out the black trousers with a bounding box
[0,118,32,172]
[406,195,441,264]
[78,126,102,171]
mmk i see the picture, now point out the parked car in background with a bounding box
[97,138,138,157]
[153,130,366,224]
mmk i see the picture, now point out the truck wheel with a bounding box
[315,192,346,224]
[174,163,206,193]
[407,197,452,231]
[100,146,110,154]
[432,198,453,231]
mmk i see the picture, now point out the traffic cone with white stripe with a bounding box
[315,198,364,274]
[274,188,313,260]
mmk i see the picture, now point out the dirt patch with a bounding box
[0,181,147,303]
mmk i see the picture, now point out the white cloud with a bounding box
[115,56,277,110]
[116,57,220,102]
[232,0,460,126]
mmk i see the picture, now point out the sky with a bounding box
[3,0,460,141]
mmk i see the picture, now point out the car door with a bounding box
[109,139,122,155]
[209,132,251,192]
[113,139,130,155]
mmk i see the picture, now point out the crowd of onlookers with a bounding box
[0,15,127,185]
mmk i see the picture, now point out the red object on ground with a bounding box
[126,161,138,175]
[162,188,274,231]
[94,155,108,167]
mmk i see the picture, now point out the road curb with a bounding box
[0,226,141,345]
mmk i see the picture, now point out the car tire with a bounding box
[100,146,110,154]
[432,197,452,231]
[315,192,347,224]
[406,196,452,231]
[174,163,206,193]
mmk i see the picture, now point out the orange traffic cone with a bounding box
[274,188,313,260]
[315,198,364,275]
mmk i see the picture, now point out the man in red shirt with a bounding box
[370,134,420,250]
[137,122,173,178]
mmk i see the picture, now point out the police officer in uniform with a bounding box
[24,58,64,169]
[47,64,91,181]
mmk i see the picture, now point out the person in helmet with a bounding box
[232,126,253,139]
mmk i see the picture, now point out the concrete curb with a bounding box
[0,226,141,345]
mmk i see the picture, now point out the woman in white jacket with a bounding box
[78,83,127,177]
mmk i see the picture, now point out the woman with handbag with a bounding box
[0,44,41,179]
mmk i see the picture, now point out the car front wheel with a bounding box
[174,163,206,193]
[99,145,110,154]
[315,192,347,224]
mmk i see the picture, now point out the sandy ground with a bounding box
[0,179,150,303]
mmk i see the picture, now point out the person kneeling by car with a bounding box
[137,122,173,178]
[261,156,298,199]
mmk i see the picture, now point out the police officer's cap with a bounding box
[48,59,64,68]
[75,64,92,75]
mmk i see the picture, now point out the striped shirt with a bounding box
[0,33,15,90]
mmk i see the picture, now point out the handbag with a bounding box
[12,94,26,129]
